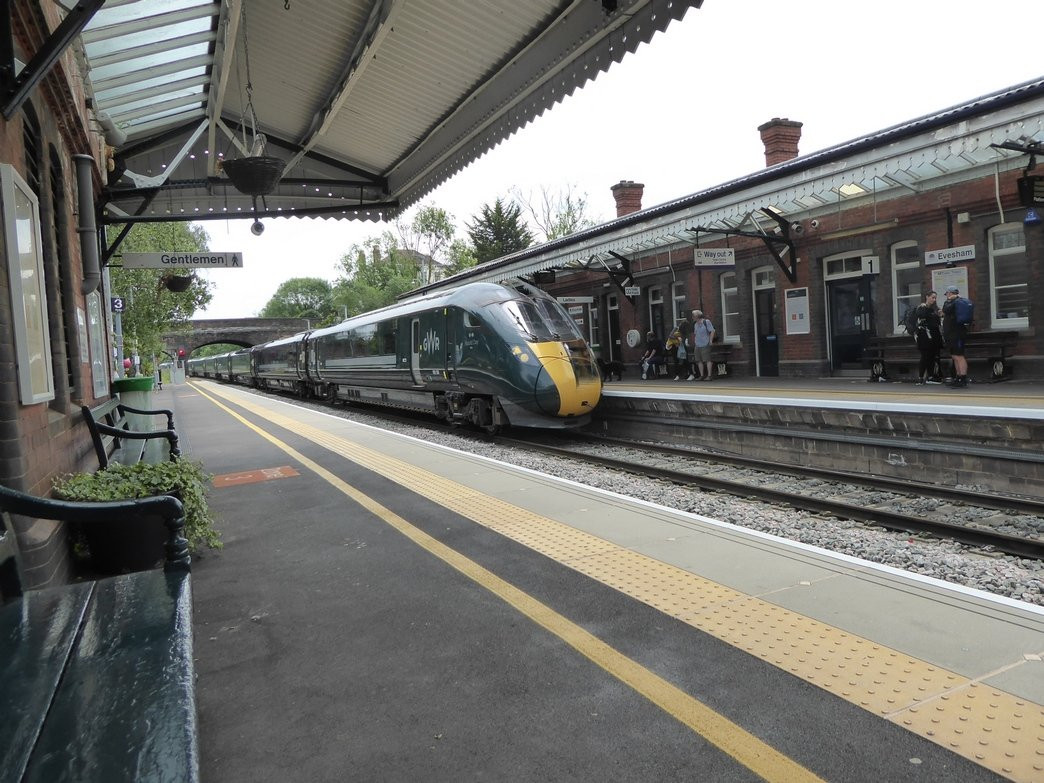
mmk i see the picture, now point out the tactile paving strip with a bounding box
[202,384,1044,781]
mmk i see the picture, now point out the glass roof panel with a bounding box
[95,67,209,101]
[88,0,213,29]
[90,43,211,82]
[84,18,213,59]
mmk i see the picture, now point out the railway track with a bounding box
[227,386,1044,561]
[500,433,1044,561]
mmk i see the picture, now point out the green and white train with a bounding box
[187,282,602,431]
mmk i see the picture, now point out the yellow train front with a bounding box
[305,282,602,432]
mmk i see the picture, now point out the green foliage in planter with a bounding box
[54,459,221,551]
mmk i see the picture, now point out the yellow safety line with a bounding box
[191,383,823,783]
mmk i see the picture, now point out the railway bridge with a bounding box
[162,318,310,357]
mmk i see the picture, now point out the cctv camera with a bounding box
[790,222,804,234]
[809,219,820,230]
[250,220,264,236]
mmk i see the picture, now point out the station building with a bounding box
[423,78,1044,381]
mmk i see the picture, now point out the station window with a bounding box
[891,240,921,334]
[671,282,687,326]
[1,163,54,404]
[720,272,739,341]
[988,224,1028,328]
[647,286,665,339]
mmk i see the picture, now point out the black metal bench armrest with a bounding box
[116,403,176,431]
[0,485,190,572]
[91,421,181,458]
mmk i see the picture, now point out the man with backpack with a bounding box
[941,285,973,387]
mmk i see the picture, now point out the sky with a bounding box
[196,0,1043,319]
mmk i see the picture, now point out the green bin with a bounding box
[112,376,155,431]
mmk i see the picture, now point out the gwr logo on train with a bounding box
[422,329,441,354]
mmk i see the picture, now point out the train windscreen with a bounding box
[498,299,584,342]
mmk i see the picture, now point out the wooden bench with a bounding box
[864,331,1018,382]
[0,483,197,782]
[82,397,180,469]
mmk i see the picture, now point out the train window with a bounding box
[463,311,484,329]
[530,298,584,340]
[378,321,396,354]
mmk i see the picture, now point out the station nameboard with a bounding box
[121,252,243,269]
[925,245,975,266]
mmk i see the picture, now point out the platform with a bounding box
[168,380,1043,782]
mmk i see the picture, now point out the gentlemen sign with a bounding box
[694,248,735,266]
[121,252,243,268]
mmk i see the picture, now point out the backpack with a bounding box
[902,306,919,336]
[955,297,974,326]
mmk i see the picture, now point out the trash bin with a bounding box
[111,376,155,431]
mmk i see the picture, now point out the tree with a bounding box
[510,184,600,241]
[107,223,214,367]
[332,233,424,316]
[396,204,455,283]
[259,278,337,324]
[466,198,534,264]
[444,239,478,276]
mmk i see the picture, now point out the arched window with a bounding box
[988,224,1028,329]
[890,240,921,333]
[719,271,739,341]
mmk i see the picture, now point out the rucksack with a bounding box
[902,306,919,336]
[955,297,974,326]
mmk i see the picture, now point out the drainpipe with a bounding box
[73,154,100,294]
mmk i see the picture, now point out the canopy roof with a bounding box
[77,0,703,226]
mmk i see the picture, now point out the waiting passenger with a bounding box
[664,328,682,379]
[914,291,943,385]
[640,331,665,380]
[691,310,716,380]
[941,285,972,388]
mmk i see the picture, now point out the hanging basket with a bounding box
[161,274,194,293]
[221,156,284,196]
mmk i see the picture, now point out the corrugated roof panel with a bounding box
[89,0,706,224]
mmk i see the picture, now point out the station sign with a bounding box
[925,245,975,266]
[110,296,125,313]
[694,248,735,267]
[557,296,593,304]
[121,252,244,269]
[624,286,641,297]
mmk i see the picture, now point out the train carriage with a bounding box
[191,282,601,431]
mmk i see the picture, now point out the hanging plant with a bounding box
[160,272,195,293]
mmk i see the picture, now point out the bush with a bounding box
[54,459,221,551]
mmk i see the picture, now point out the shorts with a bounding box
[945,327,966,357]
[692,345,711,363]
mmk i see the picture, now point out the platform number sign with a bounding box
[110,296,125,313]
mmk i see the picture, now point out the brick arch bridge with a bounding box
[162,318,311,357]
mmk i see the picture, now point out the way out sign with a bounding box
[694,248,735,267]
[121,252,243,269]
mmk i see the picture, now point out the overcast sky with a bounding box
[197,0,1042,319]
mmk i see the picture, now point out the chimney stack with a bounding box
[611,180,644,217]
[758,118,803,167]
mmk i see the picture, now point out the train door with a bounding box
[604,293,620,362]
[410,318,422,384]
[824,251,875,372]
[752,267,778,376]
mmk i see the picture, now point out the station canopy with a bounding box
[79,0,703,227]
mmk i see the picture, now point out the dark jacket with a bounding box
[914,303,942,350]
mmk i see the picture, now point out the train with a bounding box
[186,281,602,431]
